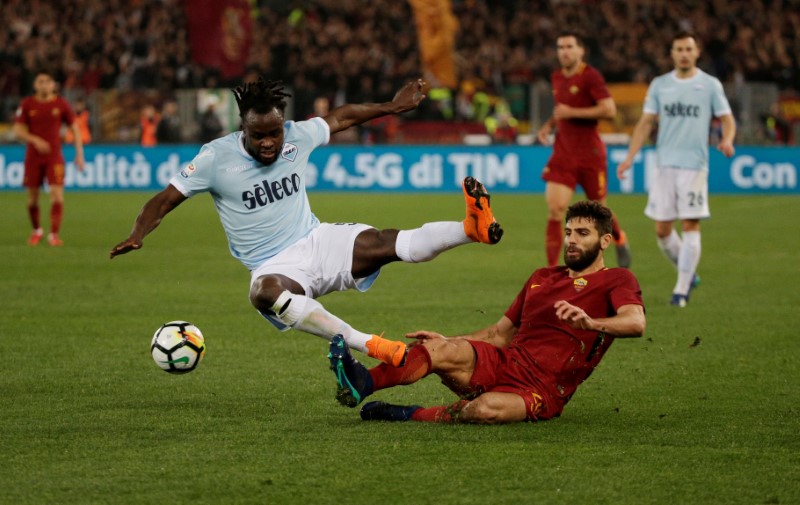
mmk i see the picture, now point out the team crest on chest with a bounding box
[281,143,298,162]
[573,277,588,291]
[569,85,579,94]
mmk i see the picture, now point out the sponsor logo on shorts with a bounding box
[529,392,544,417]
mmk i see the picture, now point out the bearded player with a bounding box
[329,200,645,424]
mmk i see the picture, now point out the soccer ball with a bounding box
[151,321,206,374]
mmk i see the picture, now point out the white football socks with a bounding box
[657,229,682,268]
[395,221,471,263]
[271,291,371,353]
[674,231,701,295]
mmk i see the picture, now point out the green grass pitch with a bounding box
[1,190,798,504]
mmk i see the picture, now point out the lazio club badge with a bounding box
[573,277,588,292]
[281,143,298,162]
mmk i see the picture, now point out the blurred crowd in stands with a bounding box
[1,0,798,143]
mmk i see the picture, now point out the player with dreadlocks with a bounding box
[110,76,504,368]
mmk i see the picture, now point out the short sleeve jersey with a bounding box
[15,96,75,163]
[170,117,330,270]
[550,64,611,162]
[504,266,643,401]
[643,69,732,170]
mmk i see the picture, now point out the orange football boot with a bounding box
[28,229,44,246]
[365,334,407,367]
[462,176,503,244]
[47,233,64,247]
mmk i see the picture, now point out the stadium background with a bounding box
[1,0,798,194]
[1,0,799,146]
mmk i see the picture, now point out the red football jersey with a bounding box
[504,266,643,404]
[15,96,75,163]
[550,63,610,161]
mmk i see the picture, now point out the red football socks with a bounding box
[50,202,63,234]
[546,219,562,267]
[369,345,432,391]
[410,400,470,423]
[611,214,623,243]
[28,204,40,230]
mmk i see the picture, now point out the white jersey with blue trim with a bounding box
[643,69,732,171]
[170,117,330,270]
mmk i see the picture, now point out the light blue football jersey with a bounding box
[643,69,732,170]
[170,117,330,270]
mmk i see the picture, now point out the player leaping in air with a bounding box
[110,77,503,368]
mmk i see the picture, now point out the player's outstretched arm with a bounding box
[323,78,427,134]
[405,316,518,349]
[464,316,518,347]
[554,301,645,338]
[109,184,187,259]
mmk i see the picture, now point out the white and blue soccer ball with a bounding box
[151,321,206,374]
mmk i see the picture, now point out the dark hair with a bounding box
[232,77,292,118]
[565,200,614,236]
[557,29,585,47]
[672,30,697,44]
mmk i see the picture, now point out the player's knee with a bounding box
[356,228,399,256]
[546,202,568,220]
[654,223,673,238]
[352,228,401,277]
[248,276,284,311]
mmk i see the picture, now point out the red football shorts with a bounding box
[541,155,608,201]
[24,159,65,188]
[455,339,562,421]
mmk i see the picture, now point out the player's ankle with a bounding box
[366,335,407,367]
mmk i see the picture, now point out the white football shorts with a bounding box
[249,222,380,299]
[645,166,710,221]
